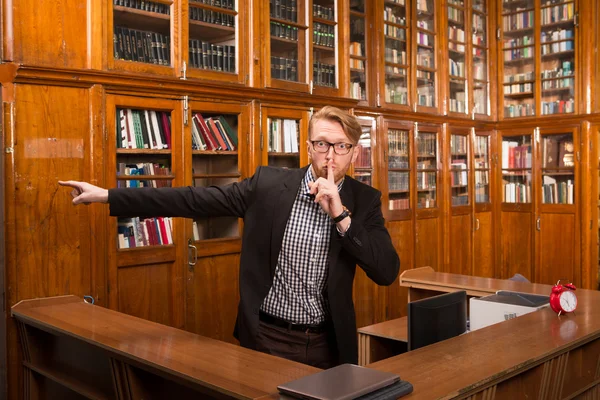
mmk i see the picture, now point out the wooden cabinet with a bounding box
[259,105,310,168]
[498,0,578,119]
[498,126,580,285]
[347,0,374,105]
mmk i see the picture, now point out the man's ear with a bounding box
[351,144,361,164]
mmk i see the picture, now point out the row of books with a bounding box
[389,198,410,210]
[118,217,173,249]
[504,35,532,49]
[449,97,466,113]
[313,23,335,48]
[271,22,299,41]
[417,171,437,190]
[504,47,533,61]
[117,163,172,188]
[503,182,531,203]
[503,11,534,32]
[190,7,234,27]
[452,193,469,206]
[117,108,172,150]
[270,0,298,22]
[350,58,364,70]
[113,0,169,14]
[388,156,409,169]
[389,130,409,157]
[388,171,409,191]
[191,114,238,151]
[541,62,572,79]
[384,25,406,40]
[114,27,170,66]
[188,40,235,72]
[313,4,334,21]
[541,29,573,43]
[542,178,574,204]
[354,146,371,169]
[502,141,532,169]
[384,7,404,25]
[450,136,467,154]
[448,26,465,42]
[385,84,408,105]
[417,196,436,209]
[268,118,299,153]
[271,56,298,81]
[350,81,365,101]
[449,59,465,77]
[451,164,468,186]
[475,171,489,186]
[541,41,573,56]
[542,77,573,90]
[541,99,575,115]
[385,48,407,65]
[314,62,336,87]
[504,82,532,95]
[190,0,234,10]
[504,103,535,118]
[447,7,465,24]
[541,3,574,25]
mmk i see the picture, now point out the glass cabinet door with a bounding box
[416,127,438,208]
[187,0,245,84]
[261,107,309,168]
[111,0,174,74]
[447,0,467,115]
[268,0,309,90]
[474,133,491,204]
[540,1,575,115]
[501,134,532,203]
[189,102,244,242]
[352,118,376,187]
[382,0,409,106]
[387,127,411,211]
[540,132,575,204]
[415,0,437,110]
[501,0,535,118]
[349,0,370,103]
[312,0,339,93]
[450,133,470,206]
[471,0,490,117]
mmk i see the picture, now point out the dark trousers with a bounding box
[255,319,340,369]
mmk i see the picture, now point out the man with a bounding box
[60,106,400,369]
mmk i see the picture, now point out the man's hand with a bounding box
[58,181,109,205]
[308,160,344,219]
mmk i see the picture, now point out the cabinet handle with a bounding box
[536,217,541,231]
[475,218,480,231]
[188,239,197,268]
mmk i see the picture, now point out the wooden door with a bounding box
[473,130,495,278]
[535,126,580,286]
[184,100,250,343]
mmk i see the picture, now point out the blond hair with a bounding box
[308,106,362,144]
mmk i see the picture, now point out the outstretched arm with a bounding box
[58,181,109,205]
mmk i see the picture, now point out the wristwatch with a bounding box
[332,206,351,223]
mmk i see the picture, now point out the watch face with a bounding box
[559,290,577,312]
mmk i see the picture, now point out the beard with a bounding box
[312,162,347,183]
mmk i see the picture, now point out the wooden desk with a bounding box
[357,317,408,366]
[12,296,318,400]
[366,267,600,399]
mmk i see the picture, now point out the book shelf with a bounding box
[348,0,371,104]
[474,132,491,206]
[500,0,577,118]
[381,0,410,107]
[260,106,309,168]
[189,101,244,249]
[312,0,340,96]
[501,133,533,205]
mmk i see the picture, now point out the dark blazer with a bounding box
[109,166,400,364]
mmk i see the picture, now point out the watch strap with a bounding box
[332,206,351,223]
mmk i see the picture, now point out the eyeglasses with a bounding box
[310,140,354,155]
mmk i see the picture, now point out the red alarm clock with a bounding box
[549,280,577,316]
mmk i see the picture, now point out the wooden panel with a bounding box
[539,213,576,285]
[493,362,544,399]
[11,0,88,68]
[562,339,600,398]
[187,253,240,343]
[416,218,440,270]
[353,268,381,328]
[11,84,92,301]
[117,264,174,326]
[500,211,533,280]
[386,220,413,320]
[449,214,472,275]
[474,211,494,278]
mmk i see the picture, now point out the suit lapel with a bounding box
[270,167,307,279]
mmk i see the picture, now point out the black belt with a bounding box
[259,311,329,334]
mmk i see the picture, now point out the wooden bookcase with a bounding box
[3,0,600,398]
